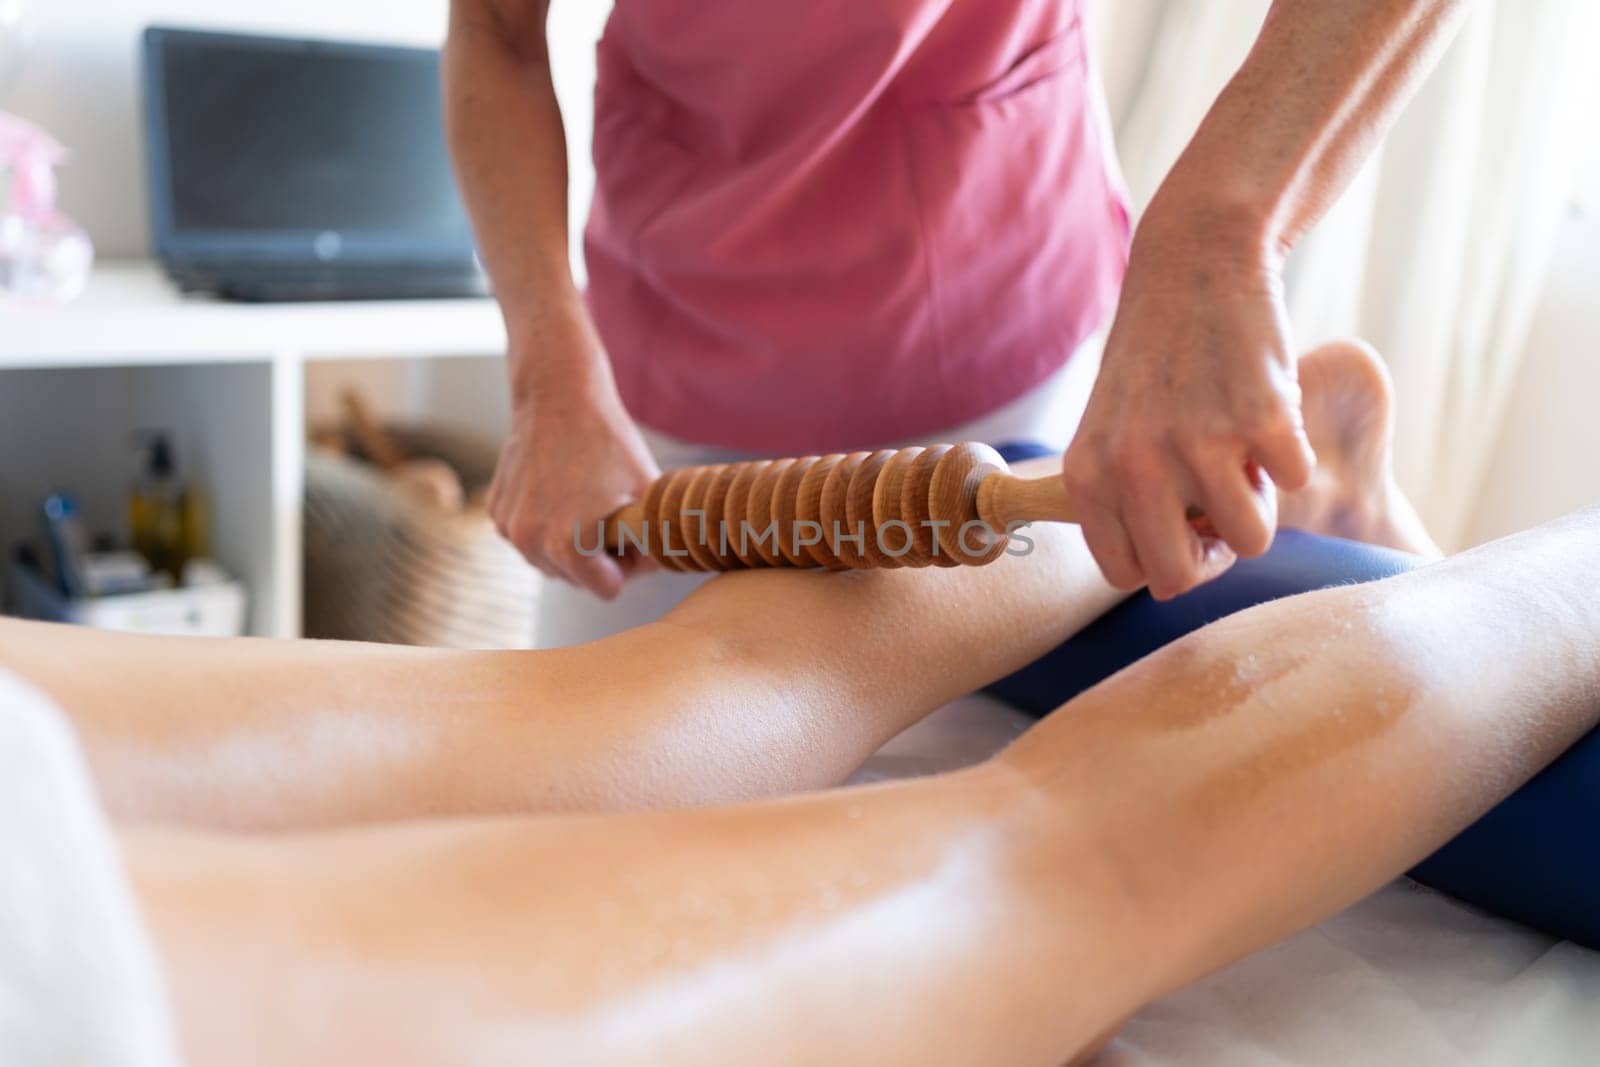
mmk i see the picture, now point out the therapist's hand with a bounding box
[1061,212,1315,601]
[488,327,660,601]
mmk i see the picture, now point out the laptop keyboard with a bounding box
[173,265,490,303]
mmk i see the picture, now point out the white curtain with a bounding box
[1093,0,1599,549]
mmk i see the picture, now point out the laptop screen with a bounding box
[144,28,478,265]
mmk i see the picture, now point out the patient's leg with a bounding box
[0,341,1421,830]
[125,507,1600,1067]
[0,522,1121,829]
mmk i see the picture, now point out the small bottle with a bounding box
[129,432,207,581]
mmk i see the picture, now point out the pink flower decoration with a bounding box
[0,109,67,222]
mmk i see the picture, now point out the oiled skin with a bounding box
[5,501,1599,1065]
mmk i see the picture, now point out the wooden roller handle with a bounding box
[974,472,1076,530]
[605,502,647,555]
[978,473,1210,533]
[978,473,1216,536]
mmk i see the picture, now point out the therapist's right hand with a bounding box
[488,335,660,601]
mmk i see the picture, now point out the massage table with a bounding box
[4,526,1596,1065]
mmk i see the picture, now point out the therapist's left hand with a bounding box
[1061,209,1315,600]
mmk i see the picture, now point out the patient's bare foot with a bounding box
[1278,340,1441,557]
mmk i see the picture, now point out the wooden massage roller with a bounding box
[602,442,1077,572]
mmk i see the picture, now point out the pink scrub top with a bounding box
[584,0,1131,454]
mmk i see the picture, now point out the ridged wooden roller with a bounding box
[601,442,1076,572]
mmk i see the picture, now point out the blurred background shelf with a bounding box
[0,260,506,368]
[0,260,511,639]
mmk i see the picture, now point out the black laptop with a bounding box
[142,26,489,302]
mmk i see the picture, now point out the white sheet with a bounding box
[853,695,1600,1066]
[0,669,181,1067]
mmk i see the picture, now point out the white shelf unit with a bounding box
[0,261,509,638]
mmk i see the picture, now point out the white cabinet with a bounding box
[0,261,509,638]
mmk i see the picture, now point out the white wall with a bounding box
[3,0,611,276]
[1461,169,1600,544]
[1086,0,1164,129]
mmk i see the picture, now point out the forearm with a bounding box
[443,0,606,396]
[1071,4,1466,592]
[1148,0,1468,260]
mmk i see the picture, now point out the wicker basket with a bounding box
[303,425,539,648]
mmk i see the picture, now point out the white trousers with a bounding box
[534,336,1104,649]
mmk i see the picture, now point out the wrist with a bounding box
[1123,199,1285,311]
[510,362,622,424]
[504,308,616,411]
[1139,173,1287,273]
